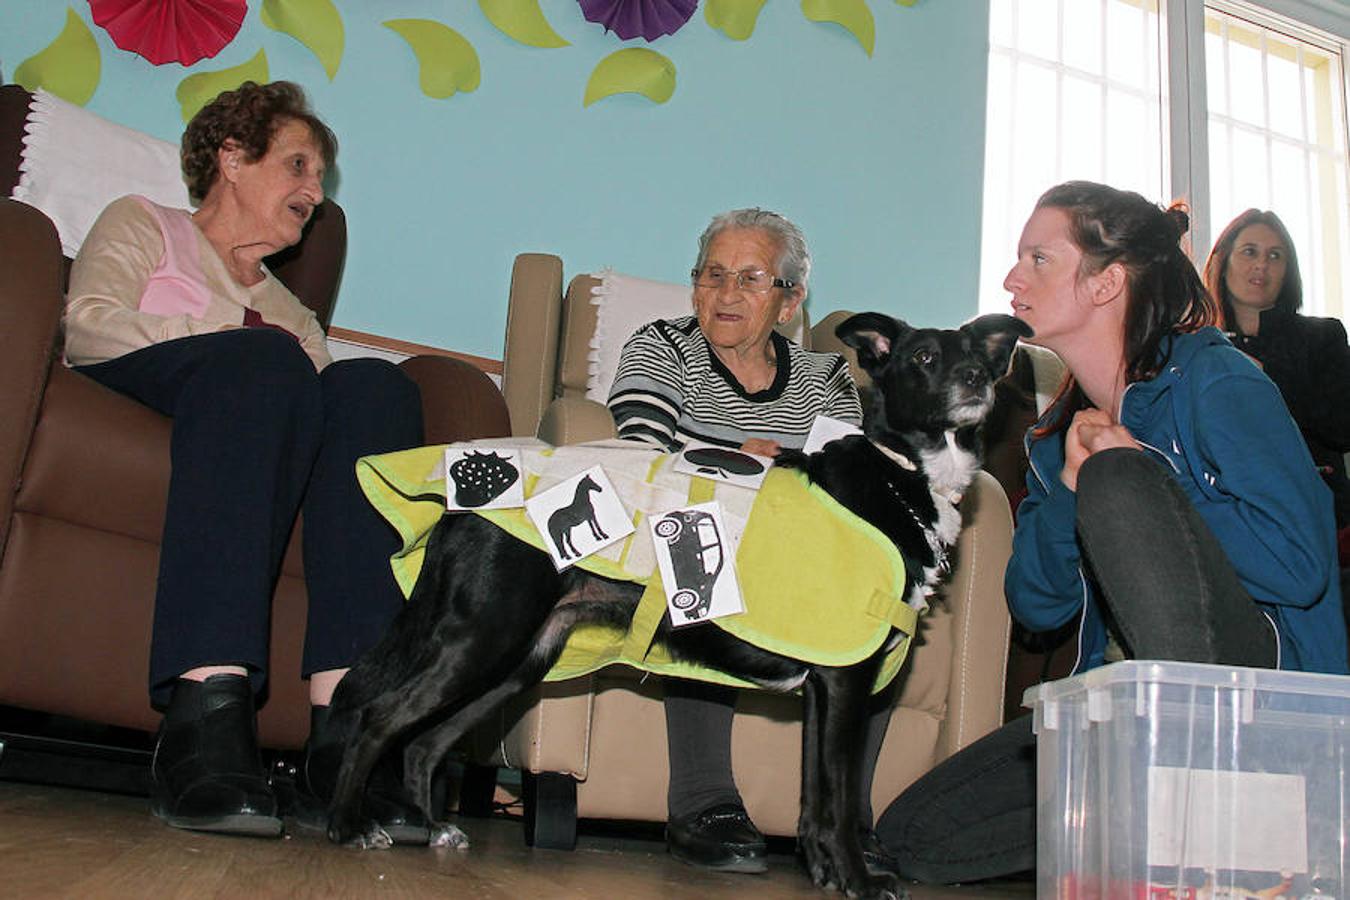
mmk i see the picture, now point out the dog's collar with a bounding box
[870,438,964,506]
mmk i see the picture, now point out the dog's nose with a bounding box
[962,367,985,387]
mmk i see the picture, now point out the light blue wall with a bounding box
[1,3,991,360]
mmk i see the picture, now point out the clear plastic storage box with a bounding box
[1027,660,1349,899]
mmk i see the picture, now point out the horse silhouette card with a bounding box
[649,501,744,626]
[525,465,634,570]
[672,440,772,490]
[444,447,525,511]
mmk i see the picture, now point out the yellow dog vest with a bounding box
[355,443,919,692]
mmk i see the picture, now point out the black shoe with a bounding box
[666,803,768,873]
[862,828,901,876]
[150,674,282,837]
[293,704,431,845]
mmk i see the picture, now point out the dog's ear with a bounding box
[836,313,912,376]
[962,314,1033,378]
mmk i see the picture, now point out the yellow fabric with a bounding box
[355,444,919,692]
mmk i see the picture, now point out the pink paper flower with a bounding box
[88,0,248,67]
[577,0,698,43]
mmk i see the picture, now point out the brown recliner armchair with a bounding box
[0,85,511,777]
[462,253,1014,848]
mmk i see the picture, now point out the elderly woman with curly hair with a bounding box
[66,81,427,841]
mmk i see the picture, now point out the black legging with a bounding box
[664,677,896,823]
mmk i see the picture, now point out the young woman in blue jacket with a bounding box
[875,181,1348,884]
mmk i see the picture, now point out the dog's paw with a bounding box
[774,449,810,471]
[352,826,394,851]
[797,840,838,892]
[844,871,908,900]
[429,824,470,849]
[328,816,393,850]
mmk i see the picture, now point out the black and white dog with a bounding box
[323,312,1030,900]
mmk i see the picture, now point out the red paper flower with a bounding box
[89,0,248,67]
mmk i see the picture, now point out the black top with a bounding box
[1229,307,1350,528]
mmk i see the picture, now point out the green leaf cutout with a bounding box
[478,0,569,48]
[14,8,101,106]
[584,48,676,108]
[802,0,875,57]
[895,0,917,6]
[384,19,481,99]
[705,0,768,41]
[176,49,270,123]
[261,0,345,80]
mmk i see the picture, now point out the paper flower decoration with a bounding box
[89,0,247,67]
[577,0,697,43]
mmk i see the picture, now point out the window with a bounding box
[1205,3,1349,317]
[979,0,1350,323]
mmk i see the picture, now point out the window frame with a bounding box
[1169,0,1350,263]
[979,0,1350,316]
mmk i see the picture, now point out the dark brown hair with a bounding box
[1032,181,1219,437]
[180,80,337,203]
[1202,208,1303,332]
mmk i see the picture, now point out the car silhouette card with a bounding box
[649,501,744,626]
[444,447,526,511]
[525,465,634,570]
[672,440,772,490]
[802,415,864,454]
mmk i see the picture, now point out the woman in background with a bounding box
[1202,208,1350,531]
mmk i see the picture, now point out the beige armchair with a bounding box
[463,253,1014,849]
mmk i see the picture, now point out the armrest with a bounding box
[0,199,65,552]
[934,470,1014,760]
[501,253,564,437]
[397,355,511,444]
[538,396,618,446]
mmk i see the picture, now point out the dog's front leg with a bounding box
[802,667,907,900]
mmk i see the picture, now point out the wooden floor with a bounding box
[0,781,1035,899]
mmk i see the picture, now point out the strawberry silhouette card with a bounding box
[444,447,525,510]
[525,466,633,570]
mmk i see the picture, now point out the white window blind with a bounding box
[979,0,1350,325]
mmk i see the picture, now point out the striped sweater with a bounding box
[607,315,862,451]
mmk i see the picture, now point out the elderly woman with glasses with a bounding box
[606,208,898,875]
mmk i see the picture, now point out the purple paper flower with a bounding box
[577,0,698,43]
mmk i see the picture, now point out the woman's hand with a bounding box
[1061,409,1140,492]
[740,438,781,457]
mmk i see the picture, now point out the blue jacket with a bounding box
[1005,327,1348,675]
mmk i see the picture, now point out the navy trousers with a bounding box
[76,330,424,707]
[875,447,1278,883]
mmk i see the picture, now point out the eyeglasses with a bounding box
[690,267,795,294]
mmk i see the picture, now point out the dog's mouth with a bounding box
[948,388,994,427]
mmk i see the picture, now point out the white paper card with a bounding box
[1146,766,1307,871]
[672,440,772,490]
[802,414,864,454]
[525,466,634,570]
[444,447,525,510]
[650,502,744,625]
